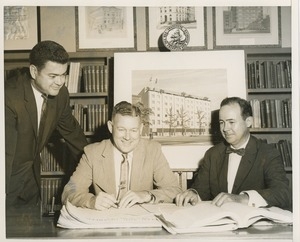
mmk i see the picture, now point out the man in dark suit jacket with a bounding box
[176,97,290,210]
[62,101,182,210]
[5,40,88,207]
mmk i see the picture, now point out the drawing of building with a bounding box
[223,7,269,33]
[137,87,211,137]
[88,7,123,33]
[159,7,196,25]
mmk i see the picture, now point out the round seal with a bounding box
[162,24,190,51]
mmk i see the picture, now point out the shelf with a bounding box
[248,88,291,94]
[69,92,108,98]
[41,171,65,176]
[250,128,292,133]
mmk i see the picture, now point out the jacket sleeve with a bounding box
[56,87,88,159]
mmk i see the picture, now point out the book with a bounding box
[57,200,162,229]
[141,201,292,234]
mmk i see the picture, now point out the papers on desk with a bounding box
[141,201,293,234]
[57,200,162,229]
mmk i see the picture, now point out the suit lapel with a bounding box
[232,137,257,193]
[218,146,229,192]
[130,142,145,191]
[23,78,38,138]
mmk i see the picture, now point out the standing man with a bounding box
[5,40,88,207]
[176,97,291,210]
[62,101,182,210]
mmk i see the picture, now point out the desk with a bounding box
[6,205,293,241]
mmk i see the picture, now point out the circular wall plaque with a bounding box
[162,24,190,51]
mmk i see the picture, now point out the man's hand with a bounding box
[212,192,249,207]
[94,192,118,210]
[175,189,201,206]
[118,191,152,208]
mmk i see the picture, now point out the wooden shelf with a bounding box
[250,128,292,133]
[248,88,291,94]
[69,92,108,98]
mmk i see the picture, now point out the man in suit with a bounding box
[62,101,182,210]
[176,97,291,210]
[5,40,88,207]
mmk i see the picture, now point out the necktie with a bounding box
[39,94,48,137]
[226,147,245,156]
[117,154,129,200]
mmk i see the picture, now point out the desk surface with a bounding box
[6,205,293,241]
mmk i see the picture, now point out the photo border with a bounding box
[213,6,281,48]
[76,6,137,51]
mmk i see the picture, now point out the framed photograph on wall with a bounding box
[213,6,281,48]
[76,6,136,51]
[146,6,206,51]
[4,6,39,51]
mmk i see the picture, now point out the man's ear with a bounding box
[246,116,253,128]
[29,64,38,80]
[107,120,113,134]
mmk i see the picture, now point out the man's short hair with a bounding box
[29,40,69,71]
[112,101,142,120]
[220,97,253,120]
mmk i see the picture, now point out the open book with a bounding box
[57,200,162,229]
[141,201,293,234]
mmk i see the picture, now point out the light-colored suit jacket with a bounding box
[191,135,291,210]
[62,138,182,208]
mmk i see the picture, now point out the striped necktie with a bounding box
[117,154,129,200]
[39,94,48,136]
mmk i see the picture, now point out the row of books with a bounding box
[72,103,108,132]
[273,139,292,168]
[41,177,63,214]
[41,144,64,173]
[65,62,109,93]
[247,60,292,89]
[250,99,292,129]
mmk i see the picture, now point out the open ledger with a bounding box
[57,200,162,229]
[57,200,292,234]
[141,201,293,234]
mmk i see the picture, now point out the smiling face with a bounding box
[107,113,143,154]
[219,103,252,148]
[30,61,68,96]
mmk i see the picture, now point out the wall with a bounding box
[40,6,291,52]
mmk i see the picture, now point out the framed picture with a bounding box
[4,6,39,51]
[146,6,206,51]
[76,6,136,51]
[114,51,246,147]
[213,6,281,48]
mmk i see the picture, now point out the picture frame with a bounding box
[76,6,136,51]
[4,6,39,51]
[146,6,207,51]
[213,6,281,48]
[114,51,246,147]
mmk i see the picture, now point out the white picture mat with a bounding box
[78,7,135,49]
[148,7,205,48]
[215,7,280,46]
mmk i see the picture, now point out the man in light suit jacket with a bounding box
[62,101,182,210]
[5,40,88,207]
[176,97,291,210]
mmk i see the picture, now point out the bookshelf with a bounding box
[245,48,292,203]
[4,51,114,215]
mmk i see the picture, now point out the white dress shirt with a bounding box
[31,84,44,130]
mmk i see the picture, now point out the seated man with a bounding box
[176,97,291,210]
[62,101,182,210]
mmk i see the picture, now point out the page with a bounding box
[220,202,293,228]
[57,200,162,229]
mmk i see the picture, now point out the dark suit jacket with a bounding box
[191,135,291,210]
[62,139,182,208]
[5,70,88,205]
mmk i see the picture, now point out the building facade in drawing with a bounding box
[137,87,211,137]
[159,7,196,25]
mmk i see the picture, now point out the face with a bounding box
[107,114,143,154]
[30,61,68,96]
[219,103,252,148]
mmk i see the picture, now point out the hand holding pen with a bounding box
[94,192,119,211]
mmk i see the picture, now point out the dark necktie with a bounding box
[117,154,129,200]
[226,147,245,156]
[39,94,48,137]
